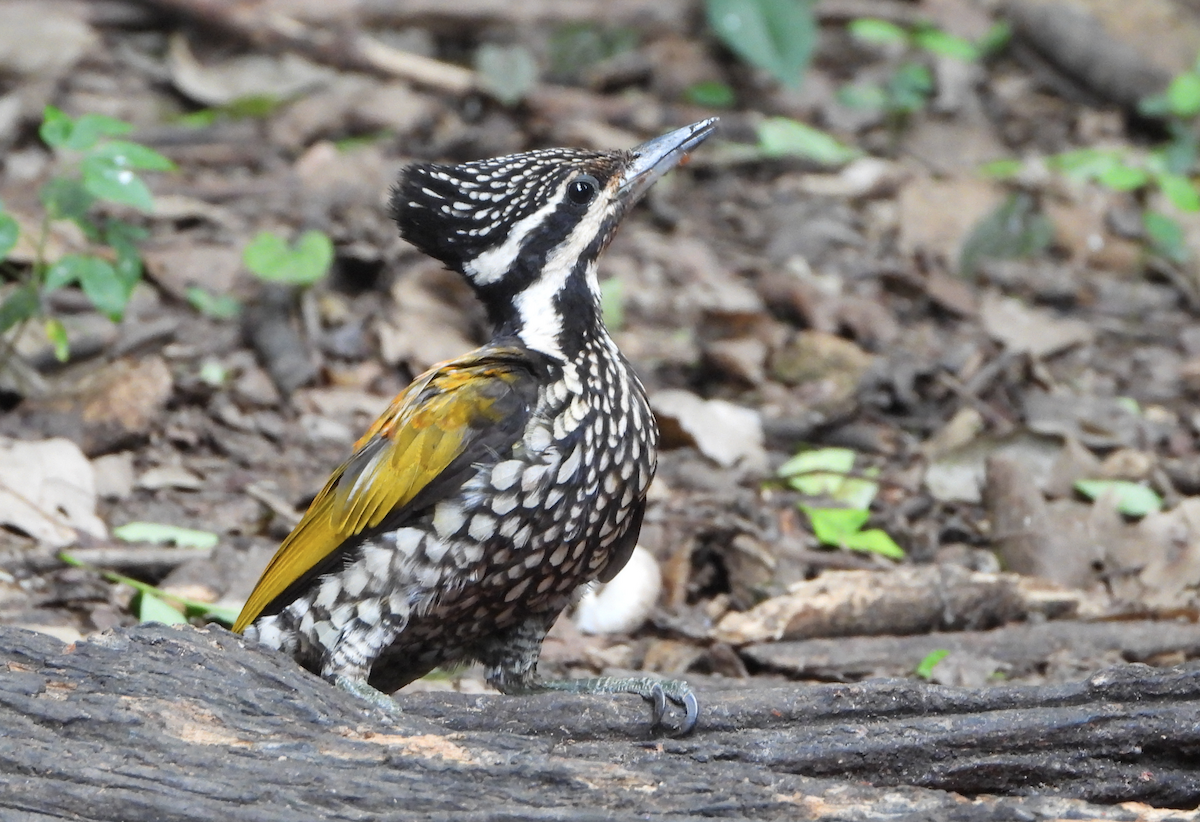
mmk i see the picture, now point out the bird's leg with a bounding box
[503,675,700,736]
[482,617,699,736]
[331,674,403,716]
[321,627,404,716]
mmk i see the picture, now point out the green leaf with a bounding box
[779,447,855,493]
[843,528,905,559]
[0,212,18,259]
[62,256,132,321]
[847,18,908,45]
[187,286,242,320]
[1140,91,1171,119]
[40,177,95,224]
[89,140,175,172]
[1166,72,1200,118]
[475,43,539,107]
[0,284,39,333]
[912,25,978,61]
[43,256,80,293]
[600,278,624,330]
[1159,124,1199,175]
[135,589,190,626]
[1074,479,1163,518]
[1144,209,1189,264]
[757,117,860,165]
[802,505,870,543]
[45,318,70,362]
[886,62,934,114]
[975,21,1012,57]
[1096,162,1150,191]
[958,192,1054,277]
[113,522,221,549]
[187,601,240,626]
[65,113,132,151]
[59,551,232,627]
[836,82,888,110]
[39,106,74,148]
[173,109,219,129]
[706,0,817,89]
[332,131,393,153]
[684,80,737,108]
[82,155,156,211]
[243,230,334,286]
[978,158,1024,179]
[222,95,285,119]
[915,648,950,680]
[1048,148,1123,180]
[836,472,880,511]
[104,220,147,290]
[198,358,230,386]
[1157,173,1200,213]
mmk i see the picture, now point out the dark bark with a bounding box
[742,619,1200,680]
[0,624,1197,821]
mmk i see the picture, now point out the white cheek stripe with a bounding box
[513,203,606,361]
[462,182,568,285]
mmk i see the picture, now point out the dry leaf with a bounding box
[0,437,106,548]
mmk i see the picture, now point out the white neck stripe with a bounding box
[512,202,606,360]
[462,181,569,286]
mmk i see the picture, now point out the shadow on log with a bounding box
[1,624,1197,821]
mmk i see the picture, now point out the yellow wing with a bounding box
[233,348,537,633]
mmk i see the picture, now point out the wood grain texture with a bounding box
[0,624,1197,820]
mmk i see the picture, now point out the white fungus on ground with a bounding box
[574,545,661,635]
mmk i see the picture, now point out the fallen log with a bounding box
[742,618,1200,681]
[0,624,1197,820]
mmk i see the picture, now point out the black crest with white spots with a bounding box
[391,150,619,286]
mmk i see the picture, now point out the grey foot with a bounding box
[333,674,401,716]
[505,676,699,736]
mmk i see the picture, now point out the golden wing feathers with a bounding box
[233,350,537,633]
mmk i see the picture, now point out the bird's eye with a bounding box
[567,176,599,206]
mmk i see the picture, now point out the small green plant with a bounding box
[547,23,639,84]
[172,94,287,129]
[186,286,242,320]
[705,0,817,89]
[958,192,1055,278]
[985,144,1200,266]
[1074,479,1163,518]
[112,521,220,549]
[684,80,737,109]
[756,117,861,165]
[715,117,861,166]
[839,19,1008,134]
[915,648,951,680]
[778,447,905,559]
[0,107,174,362]
[981,56,1200,269]
[243,229,334,286]
[60,547,238,627]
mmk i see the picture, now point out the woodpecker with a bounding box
[233,119,718,734]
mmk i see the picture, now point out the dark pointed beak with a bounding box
[617,118,719,204]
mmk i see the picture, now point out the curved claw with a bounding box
[648,683,668,728]
[645,680,699,737]
[679,690,699,736]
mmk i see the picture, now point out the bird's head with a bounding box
[391,118,717,360]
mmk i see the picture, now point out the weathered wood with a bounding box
[742,619,1200,680]
[0,624,1197,820]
